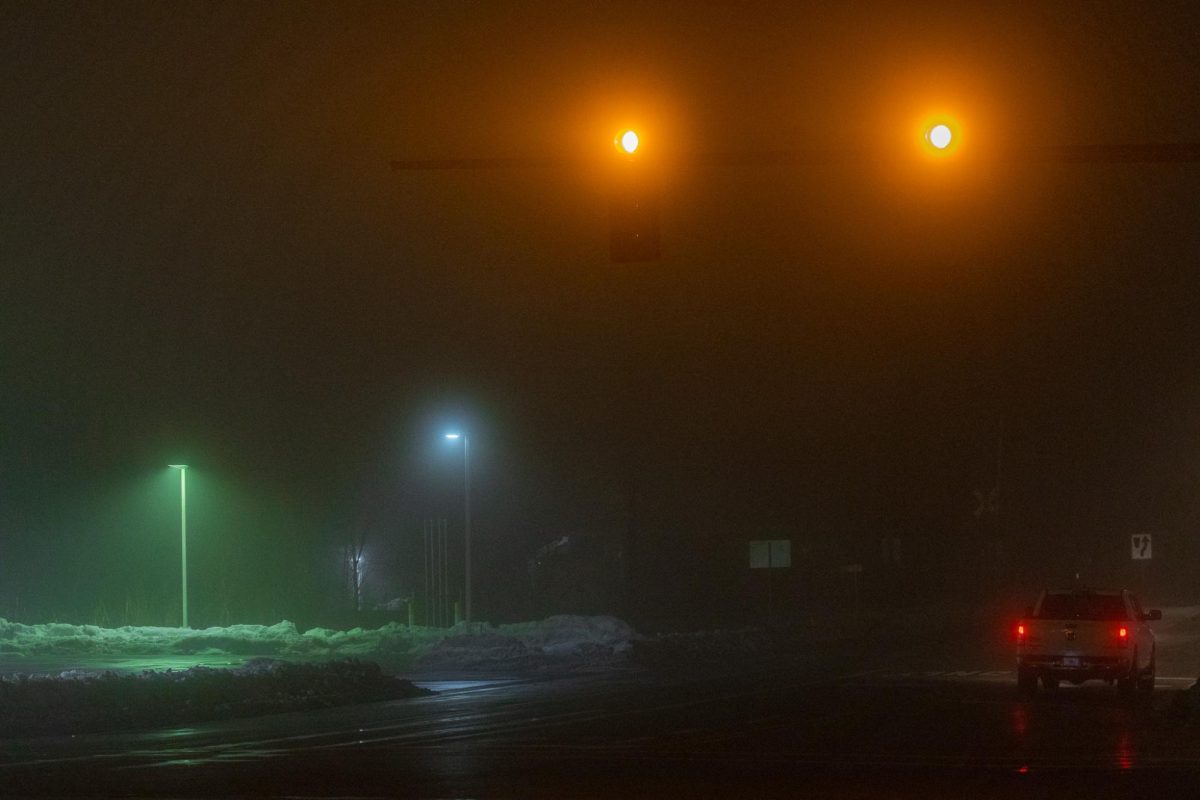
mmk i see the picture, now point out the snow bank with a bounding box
[631,626,779,668]
[0,615,639,671]
[497,615,635,656]
[0,659,431,737]
[0,619,441,660]
[0,618,308,657]
[415,615,636,670]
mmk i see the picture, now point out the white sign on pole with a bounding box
[749,539,791,569]
[770,539,791,568]
[749,541,770,569]
[1131,534,1152,560]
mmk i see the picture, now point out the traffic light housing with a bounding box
[608,128,660,262]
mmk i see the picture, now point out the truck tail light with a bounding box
[1117,626,1129,648]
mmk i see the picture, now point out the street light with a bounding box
[167,464,189,628]
[444,432,472,622]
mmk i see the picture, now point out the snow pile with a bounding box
[0,615,638,670]
[500,615,635,656]
[417,632,538,670]
[415,615,636,670]
[0,618,441,660]
[632,627,778,668]
[0,659,431,737]
[0,618,312,657]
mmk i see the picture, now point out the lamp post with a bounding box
[444,433,472,622]
[168,464,189,628]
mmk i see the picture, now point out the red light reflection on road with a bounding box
[1011,704,1028,737]
[1116,732,1134,770]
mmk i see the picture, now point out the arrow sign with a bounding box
[1131,534,1153,560]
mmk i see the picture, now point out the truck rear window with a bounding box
[1036,593,1128,621]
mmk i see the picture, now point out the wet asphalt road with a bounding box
[3,631,1200,799]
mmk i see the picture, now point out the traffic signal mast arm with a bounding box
[391,142,1200,172]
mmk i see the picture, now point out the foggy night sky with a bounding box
[2,2,1199,621]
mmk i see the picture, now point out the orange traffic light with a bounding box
[609,128,657,261]
[615,129,640,155]
[926,124,953,150]
[918,116,961,157]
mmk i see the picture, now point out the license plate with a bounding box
[1062,657,1080,667]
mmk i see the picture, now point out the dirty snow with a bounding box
[0,615,639,737]
[416,615,635,670]
[0,658,431,737]
[0,615,638,672]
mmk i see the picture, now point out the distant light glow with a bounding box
[926,123,952,150]
[444,433,461,440]
[168,464,188,470]
[616,130,639,155]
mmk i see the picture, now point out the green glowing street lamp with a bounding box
[168,464,189,628]
[444,432,472,622]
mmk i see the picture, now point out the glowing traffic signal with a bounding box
[615,129,640,155]
[926,123,953,150]
[609,127,658,261]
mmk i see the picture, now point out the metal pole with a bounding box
[180,467,188,629]
[436,520,443,626]
[439,520,444,623]
[441,519,449,626]
[423,520,430,626]
[766,553,774,627]
[441,521,445,625]
[391,142,1200,172]
[463,434,472,622]
[435,520,442,626]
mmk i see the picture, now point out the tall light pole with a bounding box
[444,432,472,622]
[168,464,189,628]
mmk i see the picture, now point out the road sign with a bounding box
[749,540,791,569]
[1131,534,1152,560]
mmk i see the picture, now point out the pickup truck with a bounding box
[1016,588,1160,697]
